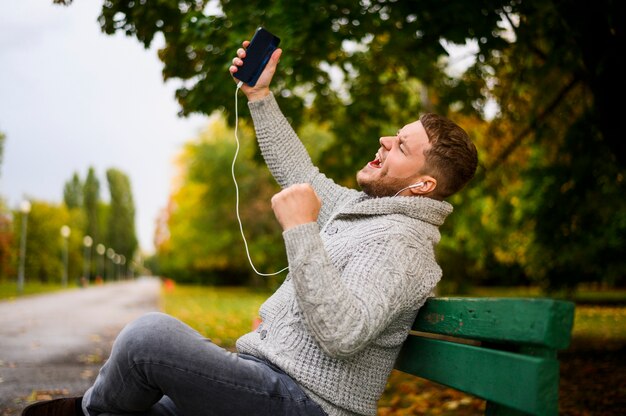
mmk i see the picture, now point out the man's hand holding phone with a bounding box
[229,31,282,102]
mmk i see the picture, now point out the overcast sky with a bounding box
[0,1,208,254]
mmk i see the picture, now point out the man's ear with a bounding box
[409,177,437,195]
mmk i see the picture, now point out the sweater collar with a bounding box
[338,193,453,227]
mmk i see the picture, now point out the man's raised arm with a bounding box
[229,40,357,223]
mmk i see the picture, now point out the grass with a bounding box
[570,305,626,348]
[0,281,71,301]
[161,283,269,349]
[461,285,626,304]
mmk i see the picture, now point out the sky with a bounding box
[0,1,208,254]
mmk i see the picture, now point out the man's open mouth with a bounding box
[368,152,383,168]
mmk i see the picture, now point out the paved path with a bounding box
[0,277,161,415]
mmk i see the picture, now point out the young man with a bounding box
[22,42,477,416]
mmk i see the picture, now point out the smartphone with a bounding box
[234,27,280,87]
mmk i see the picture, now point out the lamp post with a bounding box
[120,255,126,280]
[106,248,115,281]
[114,254,121,280]
[60,225,71,287]
[96,244,105,283]
[17,200,31,294]
[82,235,93,286]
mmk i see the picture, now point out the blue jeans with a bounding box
[82,312,327,416]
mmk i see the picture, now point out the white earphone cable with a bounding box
[393,182,425,197]
[234,82,288,276]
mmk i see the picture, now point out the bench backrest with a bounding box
[395,297,575,416]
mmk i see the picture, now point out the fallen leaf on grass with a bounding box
[25,389,70,403]
[81,369,95,379]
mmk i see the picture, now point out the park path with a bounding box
[0,277,161,415]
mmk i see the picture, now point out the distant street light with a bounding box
[17,200,31,295]
[60,225,71,287]
[106,248,115,281]
[120,255,126,280]
[96,244,106,283]
[114,254,121,280]
[82,235,93,286]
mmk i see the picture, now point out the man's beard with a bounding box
[356,169,410,197]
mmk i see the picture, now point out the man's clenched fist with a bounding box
[271,184,322,231]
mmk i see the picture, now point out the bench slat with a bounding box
[395,336,559,415]
[412,298,574,349]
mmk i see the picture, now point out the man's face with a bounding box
[356,120,431,197]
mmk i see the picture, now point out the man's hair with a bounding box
[419,113,478,199]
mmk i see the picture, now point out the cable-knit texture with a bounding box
[236,94,453,416]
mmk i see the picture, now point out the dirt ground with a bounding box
[559,339,626,415]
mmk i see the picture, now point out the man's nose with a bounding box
[379,136,395,149]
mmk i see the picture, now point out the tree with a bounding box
[52,0,622,166]
[157,114,333,285]
[0,132,10,281]
[11,200,84,284]
[63,172,83,209]
[106,168,138,264]
[522,112,626,290]
[465,2,626,290]
[0,209,13,282]
[0,131,5,177]
[57,0,625,290]
[83,166,101,243]
[157,116,283,285]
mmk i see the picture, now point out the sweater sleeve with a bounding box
[282,222,431,359]
[248,94,357,221]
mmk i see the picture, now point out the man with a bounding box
[22,41,477,416]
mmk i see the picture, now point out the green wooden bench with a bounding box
[395,297,575,415]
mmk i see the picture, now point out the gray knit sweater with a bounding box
[236,93,453,416]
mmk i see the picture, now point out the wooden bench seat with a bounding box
[395,297,575,415]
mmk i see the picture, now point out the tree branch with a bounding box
[487,75,580,171]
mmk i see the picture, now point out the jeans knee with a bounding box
[115,312,182,360]
[131,312,174,331]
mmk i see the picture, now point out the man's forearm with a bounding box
[249,93,356,226]
[248,93,318,188]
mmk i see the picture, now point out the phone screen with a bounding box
[234,27,280,87]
